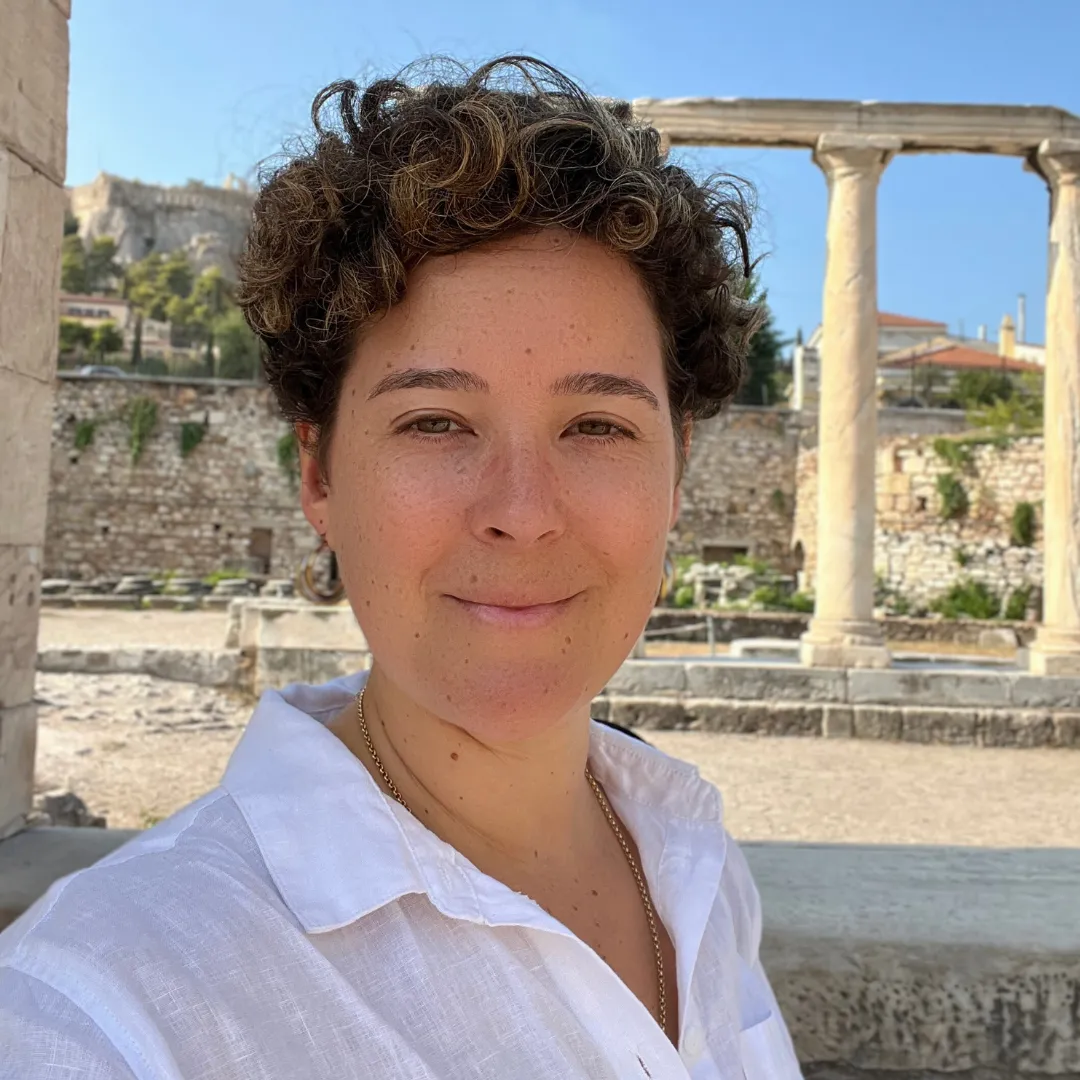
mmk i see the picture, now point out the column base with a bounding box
[1028,627,1080,676]
[801,619,891,669]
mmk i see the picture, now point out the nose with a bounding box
[468,435,566,545]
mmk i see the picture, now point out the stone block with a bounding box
[588,695,611,723]
[0,369,54,545]
[0,545,41,711]
[0,701,37,839]
[1012,674,1080,709]
[0,0,70,180]
[822,704,854,738]
[851,705,903,740]
[848,668,1011,707]
[254,647,369,695]
[685,662,845,702]
[0,152,66,381]
[606,660,687,696]
[900,706,979,745]
[1051,711,1080,747]
[607,695,687,731]
[678,698,821,735]
[979,709,1055,748]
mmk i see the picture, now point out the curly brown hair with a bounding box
[237,56,761,474]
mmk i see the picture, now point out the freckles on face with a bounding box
[324,230,680,736]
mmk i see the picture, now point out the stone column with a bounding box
[800,135,899,669]
[1029,140,1080,676]
[0,0,71,838]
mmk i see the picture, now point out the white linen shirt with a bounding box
[0,670,802,1080]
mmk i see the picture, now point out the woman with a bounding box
[0,57,802,1078]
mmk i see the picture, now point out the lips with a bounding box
[446,593,578,628]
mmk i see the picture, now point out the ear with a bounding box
[297,423,330,541]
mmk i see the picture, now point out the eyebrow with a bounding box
[366,367,660,411]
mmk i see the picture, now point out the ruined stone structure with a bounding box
[46,375,313,581]
[670,407,800,568]
[67,172,255,275]
[0,0,70,838]
[636,96,1080,672]
[795,435,1045,609]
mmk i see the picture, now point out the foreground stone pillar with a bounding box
[800,136,899,669]
[0,0,71,837]
[1030,140,1080,676]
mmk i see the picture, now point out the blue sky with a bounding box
[67,0,1080,346]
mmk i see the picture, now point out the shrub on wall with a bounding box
[73,419,97,450]
[276,430,300,486]
[936,472,969,520]
[930,579,1001,620]
[1004,585,1034,622]
[932,437,975,472]
[179,421,207,458]
[1010,501,1037,547]
[125,397,158,464]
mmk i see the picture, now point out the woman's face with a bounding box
[301,229,683,742]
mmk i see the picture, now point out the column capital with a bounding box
[1036,139,1080,187]
[813,134,903,177]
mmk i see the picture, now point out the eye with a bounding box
[399,415,466,438]
[570,419,636,443]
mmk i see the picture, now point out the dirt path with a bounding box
[33,672,1080,845]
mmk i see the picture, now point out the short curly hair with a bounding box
[237,56,761,474]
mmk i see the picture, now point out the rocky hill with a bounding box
[66,173,256,278]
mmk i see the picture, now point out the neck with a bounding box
[336,665,606,879]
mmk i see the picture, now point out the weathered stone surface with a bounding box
[0,0,70,181]
[36,646,247,688]
[0,369,54,546]
[0,151,65,382]
[1052,711,1080,747]
[607,695,687,730]
[0,545,41,711]
[1011,674,1080,708]
[605,660,687,696]
[684,662,845,701]
[822,704,854,738]
[979,709,1055,748]
[746,842,1080,1074]
[848,668,1011,707]
[0,702,36,839]
[680,698,823,735]
[900,706,978,744]
[253,647,369,694]
[850,705,903,740]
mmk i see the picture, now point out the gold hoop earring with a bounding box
[657,551,676,604]
[295,536,346,604]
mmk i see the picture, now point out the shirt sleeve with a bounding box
[0,967,139,1080]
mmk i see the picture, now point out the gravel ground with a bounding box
[32,670,1080,845]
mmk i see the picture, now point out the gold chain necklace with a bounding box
[354,688,667,1033]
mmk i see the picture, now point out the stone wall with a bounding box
[45,376,313,580]
[673,406,802,568]
[795,434,1044,609]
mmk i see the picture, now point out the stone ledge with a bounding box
[0,826,139,930]
[37,646,247,688]
[745,842,1080,1075]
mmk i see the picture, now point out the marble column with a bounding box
[801,135,899,669]
[0,0,71,837]
[1029,139,1080,676]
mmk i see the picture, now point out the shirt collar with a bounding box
[222,669,725,935]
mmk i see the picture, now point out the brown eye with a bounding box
[414,417,456,434]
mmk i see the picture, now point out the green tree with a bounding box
[84,237,122,294]
[59,318,92,355]
[130,312,143,367]
[63,210,80,237]
[955,370,1014,409]
[735,279,786,406]
[213,308,261,380]
[90,321,124,360]
[60,234,88,293]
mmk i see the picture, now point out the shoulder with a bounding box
[0,788,287,1015]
